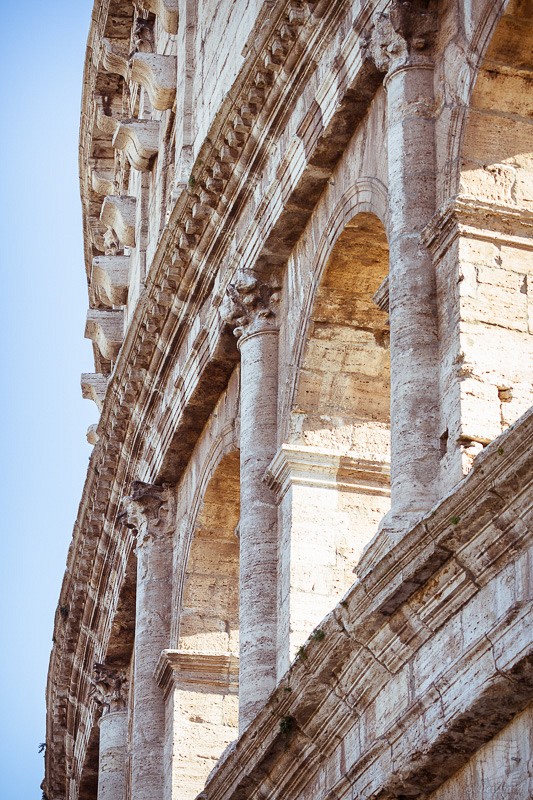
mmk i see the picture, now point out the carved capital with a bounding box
[369,0,437,75]
[221,272,280,339]
[120,481,174,548]
[89,663,128,715]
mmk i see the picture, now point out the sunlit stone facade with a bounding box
[44,1,533,799]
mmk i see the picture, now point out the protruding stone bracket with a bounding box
[155,650,239,700]
[140,0,179,35]
[100,38,130,79]
[120,481,175,549]
[220,272,281,339]
[265,444,391,502]
[85,309,125,362]
[100,196,137,248]
[131,54,177,111]
[81,373,109,410]
[89,663,128,716]
[95,97,120,138]
[112,120,160,171]
[92,255,130,307]
[91,170,115,197]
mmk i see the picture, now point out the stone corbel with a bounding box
[101,38,130,79]
[85,309,125,362]
[89,663,128,716]
[100,196,137,248]
[112,120,160,171]
[131,53,177,111]
[81,373,109,410]
[220,271,281,339]
[92,255,130,307]
[154,650,239,700]
[139,0,179,35]
[95,98,120,138]
[91,170,115,197]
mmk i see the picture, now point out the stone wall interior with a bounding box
[44,1,533,800]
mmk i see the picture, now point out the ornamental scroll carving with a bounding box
[221,272,281,339]
[120,481,174,549]
[369,0,438,74]
[89,663,128,715]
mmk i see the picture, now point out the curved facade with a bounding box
[45,1,533,799]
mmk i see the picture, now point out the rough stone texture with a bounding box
[44,2,532,800]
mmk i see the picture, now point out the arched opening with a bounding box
[439,0,533,486]
[276,211,391,665]
[171,451,240,798]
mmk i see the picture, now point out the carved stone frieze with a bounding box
[221,272,281,339]
[89,663,128,715]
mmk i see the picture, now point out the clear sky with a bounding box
[0,1,96,796]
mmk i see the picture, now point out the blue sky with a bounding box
[0,2,96,796]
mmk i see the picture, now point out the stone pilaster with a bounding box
[266,445,390,676]
[368,1,441,540]
[222,273,280,731]
[121,482,174,800]
[89,664,128,800]
[155,650,239,800]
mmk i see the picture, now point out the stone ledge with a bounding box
[155,650,240,699]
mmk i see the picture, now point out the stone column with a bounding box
[369,1,441,540]
[121,482,174,800]
[223,273,280,731]
[89,664,128,800]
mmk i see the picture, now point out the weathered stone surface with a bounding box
[44,2,533,800]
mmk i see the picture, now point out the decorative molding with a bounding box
[92,255,130,307]
[89,663,128,716]
[112,120,160,172]
[120,481,174,549]
[85,309,125,362]
[155,650,240,699]
[81,373,109,410]
[100,196,137,248]
[139,0,179,36]
[422,195,533,259]
[265,444,390,500]
[220,272,281,339]
[372,275,389,313]
[131,54,177,111]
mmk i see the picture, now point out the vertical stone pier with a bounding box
[223,273,280,730]
[89,664,128,800]
[369,2,441,542]
[122,482,174,800]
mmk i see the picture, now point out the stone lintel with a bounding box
[112,120,160,172]
[100,196,137,249]
[265,444,390,500]
[422,195,533,259]
[131,54,177,111]
[155,650,239,698]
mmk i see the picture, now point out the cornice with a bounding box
[155,650,240,699]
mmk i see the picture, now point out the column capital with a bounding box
[221,272,280,340]
[89,663,128,716]
[120,481,174,549]
[369,0,437,77]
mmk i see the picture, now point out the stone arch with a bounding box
[273,184,391,668]
[288,181,390,459]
